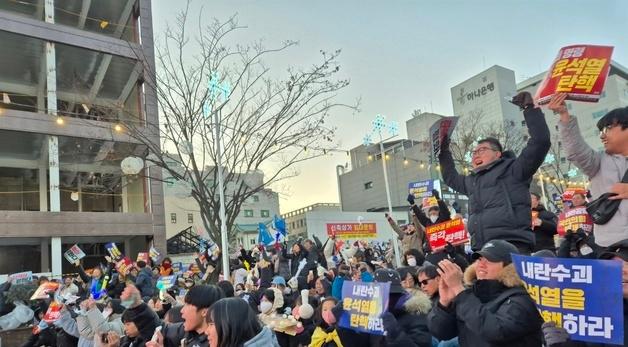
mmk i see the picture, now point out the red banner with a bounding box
[326,223,377,239]
[557,207,593,236]
[425,218,468,251]
[115,257,133,275]
[535,45,613,104]
[562,187,587,202]
[136,252,149,264]
[30,282,60,300]
[43,301,63,322]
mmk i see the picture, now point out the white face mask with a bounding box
[430,215,439,223]
[283,288,292,295]
[259,301,273,314]
[102,308,113,319]
[407,257,417,267]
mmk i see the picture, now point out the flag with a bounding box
[273,215,287,236]
[258,223,274,246]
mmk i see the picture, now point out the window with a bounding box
[261,210,270,218]
[397,220,406,225]
[244,210,254,217]
[250,239,256,245]
[364,181,373,190]
[252,195,260,202]
[170,213,177,224]
[560,157,567,163]
[187,213,193,223]
[521,120,526,126]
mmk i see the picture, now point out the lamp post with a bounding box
[204,72,231,278]
[363,114,402,267]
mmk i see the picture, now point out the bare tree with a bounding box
[449,109,526,170]
[114,6,358,245]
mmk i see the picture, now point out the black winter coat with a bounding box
[428,263,543,347]
[532,205,558,252]
[371,290,433,347]
[162,322,209,347]
[439,107,551,251]
[413,199,451,228]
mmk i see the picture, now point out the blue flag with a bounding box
[273,215,287,236]
[258,223,274,246]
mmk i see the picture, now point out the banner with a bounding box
[430,116,459,159]
[136,252,149,264]
[512,254,624,345]
[172,262,183,275]
[63,244,86,264]
[105,243,123,260]
[43,301,63,323]
[326,223,377,239]
[422,197,438,209]
[339,281,390,335]
[30,282,60,300]
[562,187,587,202]
[149,246,161,262]
[9,271,32,285]
[425,218,467,251]
[535,45,613,104]
[408,180,435,199]
[557,207,594,236]
[115,257,133,275]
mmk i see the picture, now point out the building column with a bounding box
[121,176,129,212]
[45,0,62,279]
[40,238,50,273]
[39,163,48,212]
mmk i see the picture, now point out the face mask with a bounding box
[430,215,439,223]
[283,288,292,295]
[259,301,273,314]
[407,257,417,267]
[322,310,336,325]
[102,308,113,319]
[292,306,301,319]
[120,298,135,309]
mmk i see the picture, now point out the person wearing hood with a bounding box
[372,268,432,347]
[159,258,174,276]
[439,91,551,254]
[331,264,351,301]
[205,297,280,347]
[428,239,543,347]
[386,212,425,255]
[258,287,285,325]
[530,192,558,252]
[408,189,452,228]
[135,261,155,301]
[79,298,125,347]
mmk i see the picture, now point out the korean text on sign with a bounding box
[535,45,613,104]
[339,281,390,336]
[425,218,467,251]
[326,223,377,239]
[512,254,623,345]
[557,207,593,235]
[408,180,434,199]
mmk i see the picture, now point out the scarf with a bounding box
[311,327,343,347]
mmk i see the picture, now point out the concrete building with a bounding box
[0,0,165,276]
[338,112,469,215]
[163,167,280,248]
[282,203,409,243]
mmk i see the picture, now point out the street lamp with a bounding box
[363,114,402,267]
[204,72,231,278]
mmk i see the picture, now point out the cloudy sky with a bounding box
[153,0,628,213]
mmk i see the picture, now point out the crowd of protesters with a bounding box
[0,92,626,347]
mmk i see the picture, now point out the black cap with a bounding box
[599,239,628,262]
[472,240,519,265]
[374,269,404,294]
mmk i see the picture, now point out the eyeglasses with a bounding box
[600,124,618,135]
[419,277,435,286]
[471,147,497,156]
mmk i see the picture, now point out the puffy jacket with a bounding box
[162,322,209,347]
[371,289,433,347]
[413,199,452,228]
[558,115,628,246]
[428,263,543,347]
[244,326,280,347]
[135,267,155,298]
[531,205,558,252]
[439,107,551,251]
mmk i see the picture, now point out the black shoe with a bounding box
[510,91,535,110]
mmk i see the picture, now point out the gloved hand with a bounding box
[510,91,535,111]
[431,189,440,200]
[331,301,345,321]
[542,321,570,346]
[444,242,456,258]
[381,312,400,337]
[407,194,415,206]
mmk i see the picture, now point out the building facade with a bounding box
[0,0,165,276]
[282,203,409,243]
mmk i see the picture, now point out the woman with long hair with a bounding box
[205,297,279,347]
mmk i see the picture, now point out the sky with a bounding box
[152,0,628,214]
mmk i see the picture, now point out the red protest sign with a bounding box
[557,206,593,236]
[562,187,587,202]
[326,223,377,239]
[43,301,63,322]
[136,252,149,264]
[30,282,60,300]
[115,257,133,275]
[535,45,613,105]
[425,218,467,251]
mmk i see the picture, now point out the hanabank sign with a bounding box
[536,45,613,104]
